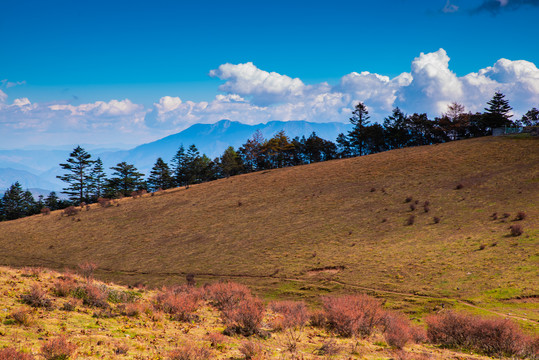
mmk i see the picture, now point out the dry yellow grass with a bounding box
[0,266,510,359]
[0,136,537,330]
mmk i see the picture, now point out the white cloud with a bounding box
[2,49,539,148]
[443,0,459,13]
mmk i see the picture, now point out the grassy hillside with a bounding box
[0,136,537,330]
[0,266,526,359]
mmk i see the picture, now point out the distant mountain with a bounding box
[0,168,61,192]
[99,120,353,174]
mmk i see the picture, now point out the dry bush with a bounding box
[502,212,511,219]
[40,335,77,360]
[315,340,341,356]
[370,187,376,192]
[491,212,498,220]
[309,309,326,328]
[515,211,527,221]
[204,282,252,311]
[167,343,211,360]
[433,216,440,224]
[269,300,309,330]
[322,294,384,337]
[113,343,129,355]
[409,204,416,211]
[73,284,109,308]
[404,197,412,203]
[41,207,51,216]
[21,267,43,278]
[426,311,534,357]
[222,295,265,336]
[78,261,97,281]
[207,332,228,349]
[8,307,33,326]
[123,302,146,317]
[510,224,523,236]
[454,183,463,190]
[0,348,35,360]
[20,285,53,309]
[406,215,415,226]
[97,197,112,208]
[153,288,199,322]
[383,312,412,349]
[62,206,79,216]
[186,273,196,287]
[61,298,82,312]
[239,340,264,360]
[53,275,77,297]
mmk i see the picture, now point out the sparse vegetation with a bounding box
[510,224,523,236]
[40,336,77,360]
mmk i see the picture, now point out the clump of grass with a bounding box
[97,197,112,208]
[514,211,526,221]
[40,335,77,360]
[502,212,511,219]
[315,340,341,356]
[370,187,376,192]
[509,224,523,237]
[8,307,33,326]
[478,244,486,251]
[409,203,416,211]
[0,348,35,360]
[20,285,53,309]
[113,343,129,355]
[490,212,498,220]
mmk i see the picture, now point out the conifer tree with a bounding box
[0,182,36,220]
[483,92,513,131]
[347,102,371,156]
[105,162,145,197]
[57,146,94,204]
[147,157,174,191]
[88,157,107,200]
[171,145,188,187]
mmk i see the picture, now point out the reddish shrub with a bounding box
[370,187,376,192]
[97,197,112,208]
[20,285,53,309]
[41,207,51,216]
[222,295,265,336]
[74,284,109,308]
[78,261,97,281]
[204,282,251,311]
[426,311,532,357]
[502,212,511,219]
[40,336,77,360]
[167,344,211,360]
[515,211,527,221]
[309,310,326,328]
[433,216,440,224]
[53,275,77,297]
[238,340,264,360]
[63,206,79,216]
[0,348,35,360]
[510,224,523,236]
[322,294,384,337]
[409,204,416,211]
[207,332,228,348]
[186,273,196,287]
[383,312,411,349]
[9,307,33,326]
[269,300,309,330]
[153,288,199,322]
[406,215,415,226]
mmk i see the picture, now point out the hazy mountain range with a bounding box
[0,120,352,195]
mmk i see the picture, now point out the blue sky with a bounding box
[1,0,539,148]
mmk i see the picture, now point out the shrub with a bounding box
[62,206,79,216]
[97,198,111,208]
[167,344,211,360]
[515,211,527,221]
[433,216,440,224]
[0,348,35,360]
[238,340,264,360]
[426,311,533,357]
[406,215,415,226]
[8,307,33,326]
[491,212,498,220]
[204,282,251,311]
[309,310,326,328]
[40,335,77,360]
[455,183,463,190]
[370,187,376,192]
[315,340,341,356]
[207,332,228,349]
[123,302,145,317]
[383,312,411,349]
[41,207,51,216]
[153,288,199,322]
[269,300,309,330]
[222,295,265,336]
[186,273,196,287]
[20,285,53,309]
[510,224,523,237]
[404,197,412,203]
[73,284,109,308]
[78,261,97,281]
[409,204,416,211]
[60,298,81,312]
[322,294,384,337]
[113,343,129,355]
[53,275,77,297]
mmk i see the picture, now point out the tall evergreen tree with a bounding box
[483,92,513,131]
[239,130,264,172]
[171,145,188,187]
[44,191,60,210]
[347,102,371,156]
[219,146,243,177]
[105,162,145,197]
[0,182,36,221]
[88,157,107,201]
[383,107,409,149]
[147,157,174,191]
[520,107,539,126]
[57,146,94,204]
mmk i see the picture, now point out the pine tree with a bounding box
[147,157,174,191]
[171,145,188,187]
[57,146,94,204]
[105,162,145,197]
[44,191,60,210]
[219,146,243,177]
[483,92,513,130]
[520,107,539,126]
[347,102,371,156]
[88,158,107,201]
[0,182,36,220]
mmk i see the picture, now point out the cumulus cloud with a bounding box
[2,49,539,148]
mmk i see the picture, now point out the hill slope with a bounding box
[0,136,537,328]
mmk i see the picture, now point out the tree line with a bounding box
[1,91,537,221]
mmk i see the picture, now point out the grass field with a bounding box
[0,135,537,331]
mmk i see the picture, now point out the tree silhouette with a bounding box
[57,146,94,204]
